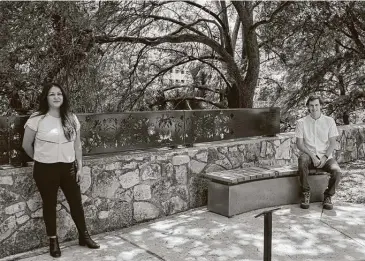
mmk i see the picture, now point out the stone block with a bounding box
[134,202,160,222]
[57,209,76,240]
[227,150,243,169]
[175,165,187,184]
[80,166,92,193]
[5,202,26,215]
[275,138,291,159]
[0,216,16,243]
[119,169,140,189]
[190,160,206,174]
[0,188,20,205]
[0,176,13,185]
[162,162,174,178]
[141,164,161,180]
[205,164,225,173]
[162,196,188,215]
[196,151,208,163]
[188,177,208,208]
[16,215,30,225]
[12,174,37,198]
[27,194,42,212]
[105,162,121,170]
[98,211,109,219]
[92,173,120,199]
[215,158,232,169]
[134,184,151,200]
[15,211,25,218]
[31,209,43,218]
[10,219,46,257]
[172,155,190,165]
[115,188,133,202]
[122,161,138,169]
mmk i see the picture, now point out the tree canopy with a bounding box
[1,1,364,127]
[259,1,365,126]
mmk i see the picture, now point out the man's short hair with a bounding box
[306,95,323,106]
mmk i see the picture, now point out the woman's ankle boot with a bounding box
[79,231,100,249]
[49,237,61,257]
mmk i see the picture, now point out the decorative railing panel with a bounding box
[78,111,185,154]
[0,117,8,165]
[0,108,280,167]
[184,108,280,144]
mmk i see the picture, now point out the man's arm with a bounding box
[325,136,337,158]
[296,137,320,167]
[318,136,337,168]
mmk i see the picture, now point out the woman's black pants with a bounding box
[33,161,87,237]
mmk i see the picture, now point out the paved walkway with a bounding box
[2,202,365,261]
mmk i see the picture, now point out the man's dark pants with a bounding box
[298,154,342,197]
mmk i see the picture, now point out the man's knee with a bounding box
[331,170,342,180]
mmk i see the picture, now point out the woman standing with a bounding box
[22,83,99,258]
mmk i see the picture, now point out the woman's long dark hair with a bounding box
[33,82,77,141]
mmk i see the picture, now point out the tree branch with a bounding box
[335,39,362,55]
[345,16,365,56]
[152,96,225,109]
[94,33,236,66]
[143,14,207,36]
[250,2,292,32]
[180,0,227,30]
[162,84,221,94]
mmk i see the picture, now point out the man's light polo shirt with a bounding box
[24,113,80,163]
[295,114,339,159]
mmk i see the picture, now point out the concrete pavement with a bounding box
[2,202,365,261]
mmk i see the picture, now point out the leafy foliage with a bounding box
[258,1,365,127]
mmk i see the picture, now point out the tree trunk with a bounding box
[335,43,349,125]
[232,1,260,108]
[227,83,239,108]
[342,112,350,125]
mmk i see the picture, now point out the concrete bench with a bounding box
[202,165,328,217]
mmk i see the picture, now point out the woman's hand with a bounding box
[76,169,82,185]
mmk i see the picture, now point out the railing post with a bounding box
[183,110,186,147]
[7,116,10,165]
[254,207,281,261]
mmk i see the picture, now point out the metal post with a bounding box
[263,212,272,261]
[255,207,281,261]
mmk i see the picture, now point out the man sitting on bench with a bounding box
[295,95,342,210]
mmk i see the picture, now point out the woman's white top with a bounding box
[24,113,81,163]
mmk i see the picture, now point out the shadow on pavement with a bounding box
[10,202,365,261]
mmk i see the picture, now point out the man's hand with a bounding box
[318,156,327,168]
[312,156,321,168]
[76,169,82,185]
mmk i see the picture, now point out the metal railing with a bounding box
[0,108,280,167]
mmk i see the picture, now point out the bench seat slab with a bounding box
[207,175,328,217]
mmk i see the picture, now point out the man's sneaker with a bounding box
[323,196,333,210]
[300,192,311,209]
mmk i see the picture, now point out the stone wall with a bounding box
[1,124,365,258]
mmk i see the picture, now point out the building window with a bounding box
[181,70,184,74]
[175,69,179,73]
[181,80,185,83]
